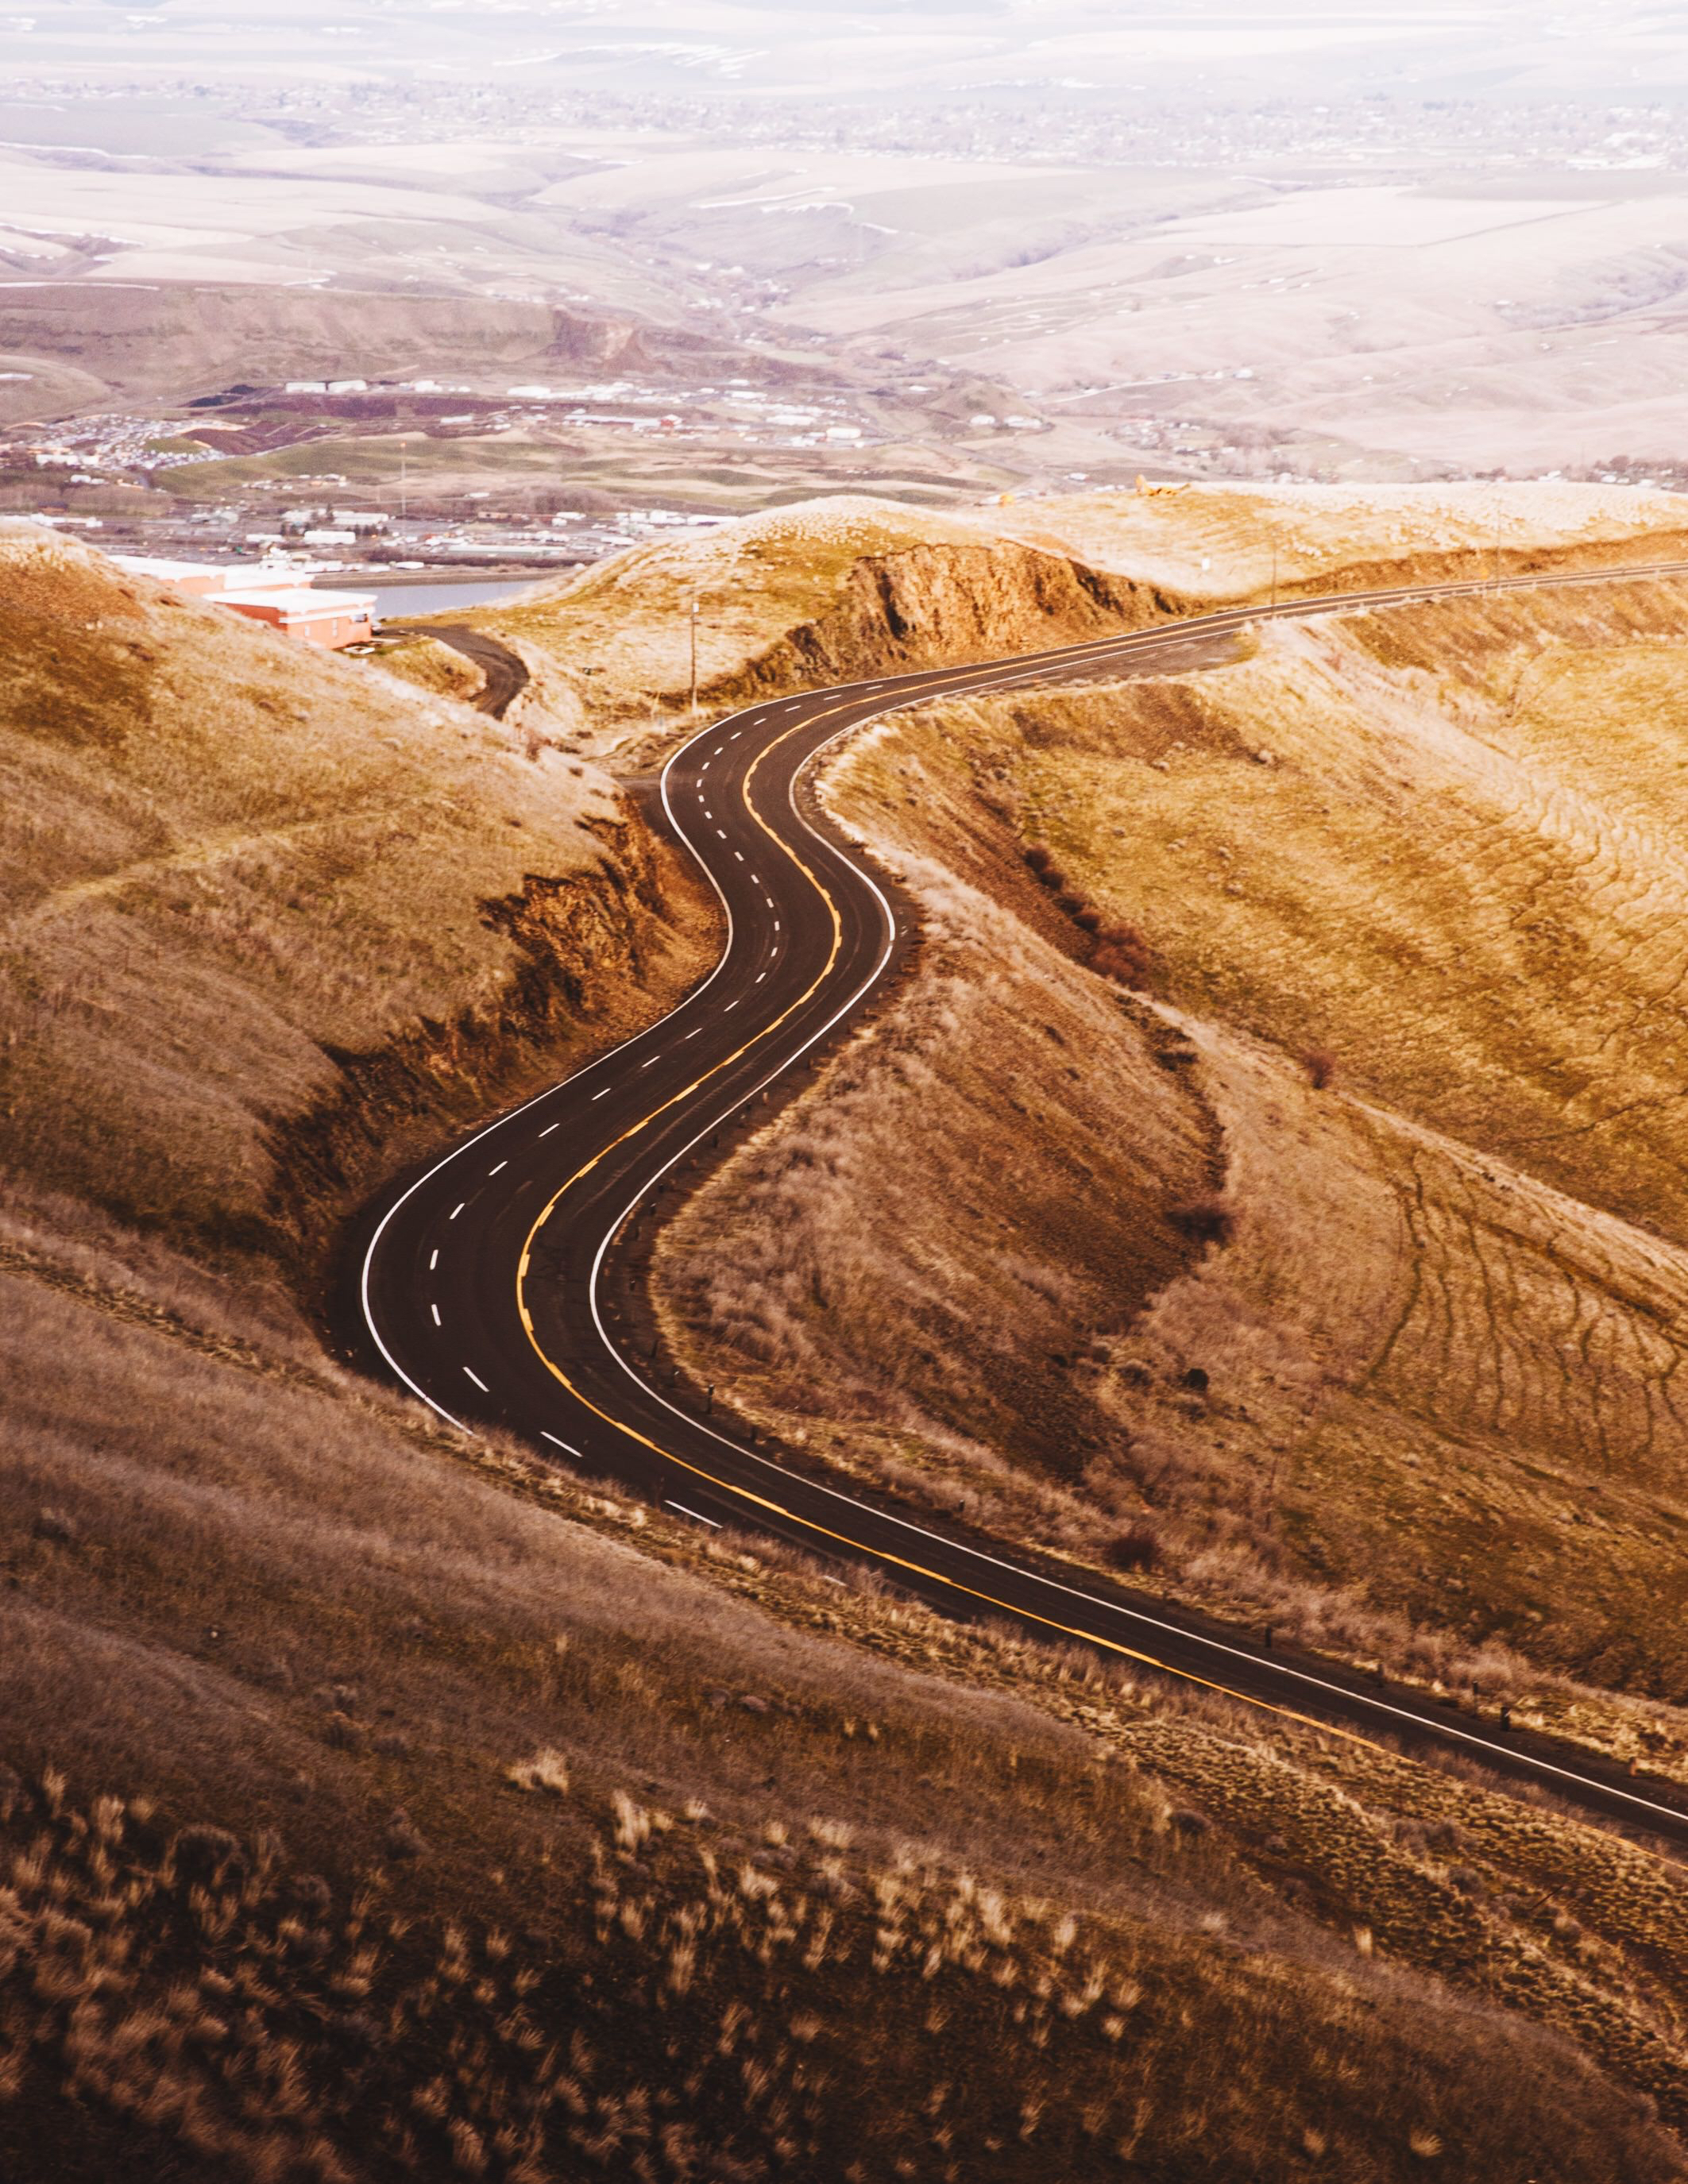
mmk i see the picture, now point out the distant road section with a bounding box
[362,559,1688,1848]
[386,622,530,717]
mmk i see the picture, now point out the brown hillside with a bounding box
[0,523,711,1276]
[0,282,705,407]
[655,567,1688,1725]
[8,499,1688,2179]
[6,1175,1688,2184]
[467,483,1688,761]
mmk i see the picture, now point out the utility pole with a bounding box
[689,597,700,717]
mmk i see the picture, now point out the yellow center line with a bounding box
[500,562,1688,1776]
[515,692,866,1312]
[513,616,1177,1298]
[507,658,1393,1758]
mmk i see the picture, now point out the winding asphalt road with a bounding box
[361,559,1688,1848]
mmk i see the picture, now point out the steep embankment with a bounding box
[465,481,1688,762]
[652,561,1688,1725]
[0,523,712,1281]
[8,508,1688,2179]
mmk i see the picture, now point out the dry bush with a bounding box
[504,1747,571,1796]
[1302,1046,1338,1090]
[1091,918,1156,986]
[2,1765,1679,2184]
[1103,1522,1161,1574]
[1168,1195,1238,1248]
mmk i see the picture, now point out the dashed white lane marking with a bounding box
[773,919,780,931]
[464,1365,489,1391]
[724,999,739,1011]
[734,850,744,861]
[730,731,741,740]
[592,1086,612,1101]
[489,1160,508,1175]
[642,1054,661,1067]
[431,1303,441,1326]
[539,1122,559,1137]
[450,1202,465,1220]
[667,1501,721,1528]
[685,1026,702,1039]
[429,1248,438,1270]
[717,828,728,839]
[755,971,766,983]
[543,1431,584,1457]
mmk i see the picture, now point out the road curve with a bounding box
[385,621,531,717]
[361,559,1688,1848]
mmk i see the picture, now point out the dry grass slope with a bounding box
[654,563,1688,1739]
[0,523,712,1274]
[8,1759,1680,2184]
[466,483,1688,765]
[13,1179,1686,2180]
[10,490,1688,2178]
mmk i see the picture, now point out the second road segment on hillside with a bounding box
[362,561,1688,1849]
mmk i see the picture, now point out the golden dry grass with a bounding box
[0,524,712,1267]
[12,493,1688,2177]
[6,1175,1688,2183]
[654,569,1688,1752]
[468,483,1688,764]
[1014,480,1688,602]
[8,1754,1679,2184]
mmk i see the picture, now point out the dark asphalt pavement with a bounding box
[362,561,1688,1850]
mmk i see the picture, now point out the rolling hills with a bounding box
[7,500,1688,2178]
[467,480,1688,754]
[631,496,1688,1733]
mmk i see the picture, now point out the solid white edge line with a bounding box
[668,1501,722,1528]
[464,1365,489,1391]
[542,1431,584,1457]
[362,558,1688,1830]
[581,604,1688,1838]
[357,700,744,1437]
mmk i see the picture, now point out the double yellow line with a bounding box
[509,665,1389,1755]
[496,569,1688,1813]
